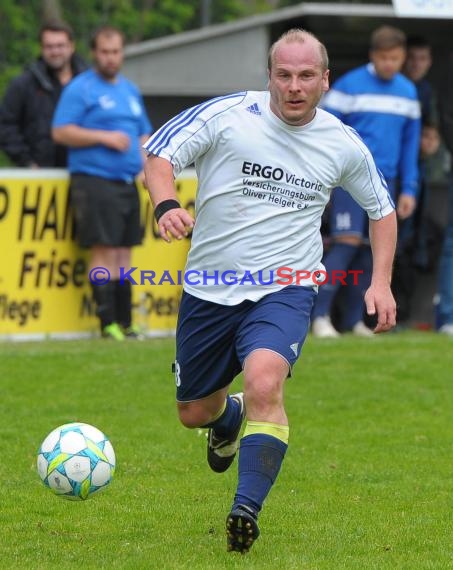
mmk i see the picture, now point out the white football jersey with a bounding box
[144,91,394,305]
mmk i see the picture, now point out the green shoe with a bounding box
[102,323,125,341]
[123,324,145,340]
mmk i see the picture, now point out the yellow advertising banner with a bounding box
[0,169,196,340]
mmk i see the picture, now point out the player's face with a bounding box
[370,47,406,81]
[93,33,124,80]
[404,47,432,82]
[268,40,329,126]
[41,31,74,71]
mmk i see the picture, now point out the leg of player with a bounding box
[177,388,246,472]
[176,387,233,428]
[226,349,289,554]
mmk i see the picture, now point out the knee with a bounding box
[177,402,211,428]
[246,378,281,406]
[244,370,284,412]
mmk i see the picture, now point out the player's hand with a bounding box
[397,194,416,220]
[102,131,130,151]
[158,208,194,243]
[364,283,396,334]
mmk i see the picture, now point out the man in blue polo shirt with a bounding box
[52,25,152,340]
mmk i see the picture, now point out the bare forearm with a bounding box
[144,153,194,242]
[144,154,178,205]
[369,211,397,286]
[52,124,111,147]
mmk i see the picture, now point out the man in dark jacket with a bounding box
[0,20,87,167]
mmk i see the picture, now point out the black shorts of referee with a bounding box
[70,173,143,248]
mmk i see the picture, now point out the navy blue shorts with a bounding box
[174,286,316,402]
[330,179,396,239]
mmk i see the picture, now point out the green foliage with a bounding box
[0,0,279,98]
[1,332,453,568]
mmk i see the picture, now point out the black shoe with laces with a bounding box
[207,393,245,473]
[226,504,260,554]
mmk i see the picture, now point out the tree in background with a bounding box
[0,0,277,97]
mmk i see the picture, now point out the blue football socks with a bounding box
[202,395,242,437]
[233,425,288,514]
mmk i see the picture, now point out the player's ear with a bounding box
[322,69,330,92]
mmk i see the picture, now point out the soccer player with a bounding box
[143,29,397,553]
[311,26,421,337]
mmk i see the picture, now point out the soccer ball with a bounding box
[37,422,116,500]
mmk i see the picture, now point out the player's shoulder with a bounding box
[393,73,419,99]
[316,108,369,151]
[184,91,258,125]
[202,91,251,112]
[316,107,347,130]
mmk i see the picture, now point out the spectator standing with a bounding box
[311,25,421,337]
[52,25,152,341]
[0,20,87,167]
[393,36,441,325]
[403,35,437,124]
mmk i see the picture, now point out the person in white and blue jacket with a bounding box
[312,25,421,338]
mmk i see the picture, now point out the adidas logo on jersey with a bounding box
[290,343,299,356]
[246,102,261,115]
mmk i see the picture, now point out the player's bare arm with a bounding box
[144,154,194,243]
[365,211,397,333]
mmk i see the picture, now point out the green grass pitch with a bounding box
[1,332,453,569]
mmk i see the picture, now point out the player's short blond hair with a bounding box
[268,29,329,72]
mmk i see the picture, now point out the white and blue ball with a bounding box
[37,422,116,500]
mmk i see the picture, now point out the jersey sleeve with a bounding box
[339,127,395,220]
[138,93,152,137]
[130,83,152,137]
[143,104,216,177]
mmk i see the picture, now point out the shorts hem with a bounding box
[176,385,232,404]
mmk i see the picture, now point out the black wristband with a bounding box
[154,199,180,222]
